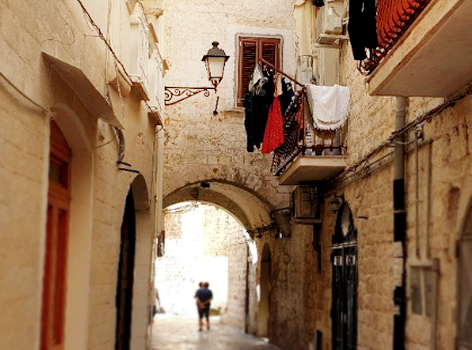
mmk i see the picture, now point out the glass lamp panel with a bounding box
[207,56,226,79]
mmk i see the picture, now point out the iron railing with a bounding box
[271,92,347,176]
[360,0,432,75]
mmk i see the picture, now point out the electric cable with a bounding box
[0,72,49,113]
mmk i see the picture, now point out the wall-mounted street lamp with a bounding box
[164,41,230,106]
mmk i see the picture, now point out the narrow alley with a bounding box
[2,0,472,350]
[151,316,280,350]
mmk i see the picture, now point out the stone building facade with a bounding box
[2,0,471,350]
[0,1,166,349]
[161,1,472,350]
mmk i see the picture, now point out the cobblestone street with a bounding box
[151,315,281,350]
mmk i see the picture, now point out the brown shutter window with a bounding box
[237,37,281,106]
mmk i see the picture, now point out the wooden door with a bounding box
[41,122,71,350]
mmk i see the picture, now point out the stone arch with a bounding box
[163,180,274,233]
[131,173,151,211]
[49,103,93,350]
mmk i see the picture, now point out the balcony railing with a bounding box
[271,92,346,177]
[360,0,432,75]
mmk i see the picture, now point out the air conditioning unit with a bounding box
[292,186,322,224]
[316,1,346,45]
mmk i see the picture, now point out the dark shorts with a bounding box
[198,305,210,319]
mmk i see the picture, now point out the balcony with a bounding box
[271,126,347,185]
[363,0,472,97]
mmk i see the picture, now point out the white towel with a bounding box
[306,84,350,130]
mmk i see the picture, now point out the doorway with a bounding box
[115,191,137,350]
[41,121,71,350]
[331,203,357,350]
[258,243,271,338]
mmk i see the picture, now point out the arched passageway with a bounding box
[154,202,255,332]
[151,179,281,350]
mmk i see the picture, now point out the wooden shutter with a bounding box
[261,39,280,68]
[238,39,257,106]
[237,37,281,106]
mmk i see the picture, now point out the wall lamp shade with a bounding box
[202,41,229,89]
[330,195,344,214]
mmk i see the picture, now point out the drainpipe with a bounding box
[393,96,407,350]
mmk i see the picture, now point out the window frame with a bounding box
[236,35,283,107]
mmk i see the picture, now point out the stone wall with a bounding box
[0,1,162,349]
[294,15,472,350]
[161,0,297,210]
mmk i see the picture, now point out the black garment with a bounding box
[244,75,275,152]
[279,78,294,116]
[347,0,379,60]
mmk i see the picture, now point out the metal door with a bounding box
[332,203,357,350]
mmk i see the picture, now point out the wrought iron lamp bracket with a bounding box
[164,86,215,106]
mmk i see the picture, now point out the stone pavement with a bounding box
[151,315,281,350]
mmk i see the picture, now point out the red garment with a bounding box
[261,97,284,154]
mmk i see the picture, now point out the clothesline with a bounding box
[259,58,305,89]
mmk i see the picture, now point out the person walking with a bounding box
[195,282,213,331]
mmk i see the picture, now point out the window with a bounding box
[237,36,281,106]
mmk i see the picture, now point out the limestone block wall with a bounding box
[296,24,472,350]
[0,1,162,349]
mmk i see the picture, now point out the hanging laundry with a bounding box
[347,0,379,60]
[306,84,350,131]
[279,78,295,116]
[244,67,274,152]
[271,92,305,174]
[262,74,285,154]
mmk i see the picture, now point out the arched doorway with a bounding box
[258,243,271,338]
[115,190,137,350]
[332,203,357,350]
[458,205,472,350]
